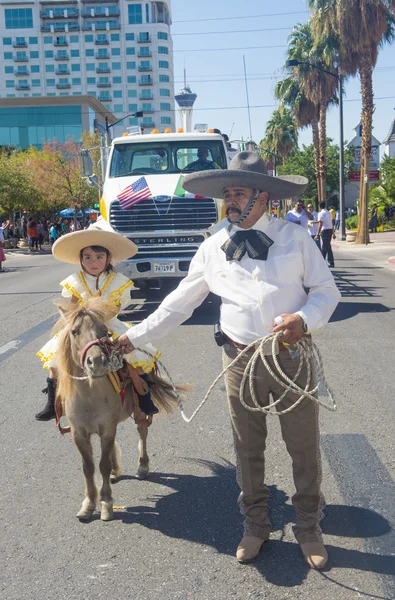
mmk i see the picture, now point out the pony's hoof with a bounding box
[136,465,149,480]
[110,472,120,484]
[76,508,94,521]
[100,502,114,521]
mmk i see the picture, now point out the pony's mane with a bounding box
[56,297,119,403]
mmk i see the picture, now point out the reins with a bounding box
[62,336,124,380]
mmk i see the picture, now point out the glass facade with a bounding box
[0,106,83,149]
[128,4,143,25]
[5,9,33,30]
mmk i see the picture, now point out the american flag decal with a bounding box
[117,177,151,209]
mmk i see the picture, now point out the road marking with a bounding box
[0,340,20,355]
[0,314,58,364]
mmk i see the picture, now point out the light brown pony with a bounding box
[55,297,181,521]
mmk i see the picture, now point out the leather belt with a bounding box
[224,334,287,353]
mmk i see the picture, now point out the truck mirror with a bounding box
[81,149,93,177]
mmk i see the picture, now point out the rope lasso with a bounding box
[133,332,336,423]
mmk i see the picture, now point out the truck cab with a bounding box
[97,130,228,291]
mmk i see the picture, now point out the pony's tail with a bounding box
[149,370,190,415]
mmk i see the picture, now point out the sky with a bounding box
[170,0,395,154]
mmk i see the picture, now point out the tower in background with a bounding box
[175,70,197,132]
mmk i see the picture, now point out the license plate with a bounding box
[154,263,176,273]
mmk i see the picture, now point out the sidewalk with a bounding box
[332,230,395,270]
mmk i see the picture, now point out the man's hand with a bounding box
[116,333,135,355]
[332,232,336,239]
[272,314,305,345]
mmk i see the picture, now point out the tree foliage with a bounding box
[277,139,355,204]
[0,149,43,220]
[260,105,298,165]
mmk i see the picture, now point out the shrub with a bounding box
[346,215,358,230]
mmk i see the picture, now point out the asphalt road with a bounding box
[0,249,394,600]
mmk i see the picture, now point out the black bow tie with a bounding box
[221,229,274,262]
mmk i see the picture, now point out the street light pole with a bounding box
[285,60,346,240]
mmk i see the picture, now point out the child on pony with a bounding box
[36,226,160,421]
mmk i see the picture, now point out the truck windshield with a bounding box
[109,140,227,178]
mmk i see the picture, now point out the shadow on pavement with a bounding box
[114,460,394,587]
[330,301,392,322]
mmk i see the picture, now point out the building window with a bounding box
[111,48,121,56]
[128,91,137,98]
[70,35,79,44]
[140,61,151,70]
[85,49,94,57]
[160,102,170,110]
[128,4,142,25]
[31,65,40,73]
[85,35,94,43]
[73,92,82,96]
[113,76,122,84]
[71,64,80,72]
[158,46,168,55]
[139,46,150,56]
[111,34,120,42]
[126,33,135,41]
[44,37,53,45]
[87,77,95,84]
[127,76,136,84]
[4,66,13,74]
[158,32,168,40]
[47,93,56,96]
[127,62,136,70]
[142,117,152,126]
[46,79,55,86]
[3,38,12,46]
[158,60,169,68]
[114,104,123,113]
[161,117,171,125]
[159,74,169,82]
[46,65,55,73]
[113,90,122,98]
[72,78,81,85]
[142,103,152,111]
[5,9,33,30]
[30,51,39,59]
[159,88,170,97]
[126,47,135,55]
[112,62,121,70]
[128,103,138,111]
[32,79,41,87]
[4,52,12,60]
[146,3,150,23]
[86,64,95,71]
[71,50,80,58]
[29,37,38,44]
[6,94,16,98]
[32,93,41,97]
[129,118,138,126]
[45,51,53,59]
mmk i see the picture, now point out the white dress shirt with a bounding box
[308,211,319,236]
[318,209,333,230]
[286,209,310,229]
[126,214,340,348]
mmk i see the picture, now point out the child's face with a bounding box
[81,247,108,275]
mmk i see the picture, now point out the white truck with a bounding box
[83,129,229,293]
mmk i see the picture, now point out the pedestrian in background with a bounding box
[329,206,336,228]
[37,221,45,251]
[27,220,39,251]
[369,204,378,233]
[307,203,321,249]
[49,223,58,246]
[286,200,314,229]
[335,209,340,230]
[315,201,336,268]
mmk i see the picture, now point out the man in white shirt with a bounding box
[117,152,340,569]
[315,201,336,267]
[307,203,321,249]
[286,200,314,228]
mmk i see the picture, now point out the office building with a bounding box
[0,0,175,137]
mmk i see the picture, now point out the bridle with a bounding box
[65,336,124,381]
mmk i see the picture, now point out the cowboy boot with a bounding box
[136,374,159,416]
[35,377,57,421]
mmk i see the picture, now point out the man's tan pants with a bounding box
[223,343,324,545]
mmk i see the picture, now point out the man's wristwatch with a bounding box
[300,317,308,333]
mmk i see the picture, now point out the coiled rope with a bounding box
[135,332,336,424]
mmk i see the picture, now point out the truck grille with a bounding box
[109,197,218,232]
[128,235,205,260]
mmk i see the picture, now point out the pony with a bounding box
[55,297,183,521]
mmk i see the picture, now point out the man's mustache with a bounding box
[226,207,242,216]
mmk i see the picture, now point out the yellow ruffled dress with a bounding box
[37,270,160,372]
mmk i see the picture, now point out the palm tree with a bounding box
[287,21,338,204]
[275,77,321,202]
[260,105,298,168]
[308,0,395,243]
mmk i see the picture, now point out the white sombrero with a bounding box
[52,227,137,264]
